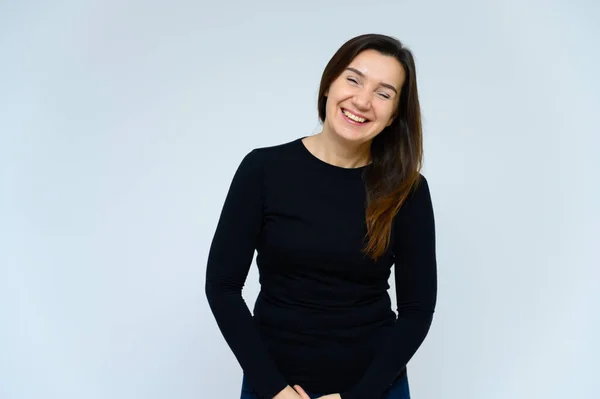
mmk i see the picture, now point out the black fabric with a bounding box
[205,137,437,399]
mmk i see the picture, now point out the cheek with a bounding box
[323,98,340,123]
[326,94,345,114]
[325,97,337,115]
[327,81,351,102]
[375,105,396,122]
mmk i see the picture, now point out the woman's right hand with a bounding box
[273,385,310,399]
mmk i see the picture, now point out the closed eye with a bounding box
[347,76,392,99]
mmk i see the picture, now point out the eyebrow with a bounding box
[345,67,398,94]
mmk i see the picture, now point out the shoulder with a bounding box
[252,137,301,159]
[239,137,303,171]
[396,173,434,218]
[413,173,431,196]
[404,173,431,201]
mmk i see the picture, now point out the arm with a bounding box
[205,149,289,399]
[341,175,438,399]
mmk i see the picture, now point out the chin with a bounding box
[331,124,374,143]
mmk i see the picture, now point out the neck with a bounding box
[310,131,372,169]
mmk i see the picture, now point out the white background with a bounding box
[1,1,599,398]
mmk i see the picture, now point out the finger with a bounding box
[293,384,310,399]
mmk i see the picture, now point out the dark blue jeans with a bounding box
[240,373,410,399]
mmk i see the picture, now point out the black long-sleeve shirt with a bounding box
[205,137,437,399]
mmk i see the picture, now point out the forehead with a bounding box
[346,49,406,88]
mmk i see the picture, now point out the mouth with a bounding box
[341,108,370,125]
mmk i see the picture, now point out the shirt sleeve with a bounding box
[341,174,438,399]
[205,149,289,399]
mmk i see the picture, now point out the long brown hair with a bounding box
[317,33,424,261]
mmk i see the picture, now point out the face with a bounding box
[323,49,406,144]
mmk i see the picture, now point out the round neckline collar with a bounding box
[297,136,370,172]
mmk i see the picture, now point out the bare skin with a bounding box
[294,385,341,399]
[271,384,341,399]
[272,385,306,399]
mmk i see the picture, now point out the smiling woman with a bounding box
[205,33,436,399]
[324,54,404,136]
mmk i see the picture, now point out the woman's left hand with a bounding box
[293,385,310,399]
[293,385,341,399]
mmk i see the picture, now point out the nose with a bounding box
[352,89,371,110]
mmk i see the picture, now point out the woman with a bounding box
[205,33,437,399]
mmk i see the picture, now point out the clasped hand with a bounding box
[294,384,341,399]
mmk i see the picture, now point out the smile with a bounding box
[342,108,369,124]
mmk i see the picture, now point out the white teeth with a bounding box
[343,109,366,123]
